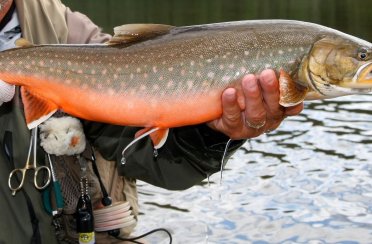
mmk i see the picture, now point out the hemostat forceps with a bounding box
[8,127,51,196]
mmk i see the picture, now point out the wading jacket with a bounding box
[0,0,242,243]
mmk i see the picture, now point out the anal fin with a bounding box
[279,69,309,107]
[21,87,58,129]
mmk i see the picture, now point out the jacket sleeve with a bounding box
[64,7,245,190]
[84,122,244,190]
[65,7,112,44]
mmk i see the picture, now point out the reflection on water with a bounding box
[135,95,372,243]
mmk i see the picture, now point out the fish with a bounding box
[0,20,371,147]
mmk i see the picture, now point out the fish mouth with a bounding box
[346,62,372,88]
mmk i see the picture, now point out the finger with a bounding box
[220,88,243,128]
[242,75,266,127]
[258,69,283,119]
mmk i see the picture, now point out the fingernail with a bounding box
[224,88,236,99]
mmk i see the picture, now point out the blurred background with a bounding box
[62,1,372,243]
[63,0,372,40]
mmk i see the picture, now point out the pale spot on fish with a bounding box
[207,72,215,78]
[240,67,247,73]
[140,85,146,91]
[206,59,212,63]
[168,67,174,72]
[127,102,134,109]
[77,69,83,74]
[159,76,164,81]
[150,100,158,108]
[153,84,159,90]
[144,73,148,79]
[222,76,230,82]
[202,80,209,88]
[108,88,115,96]
[196,71,202,77]
[265,64,271,69]
[91,70,96,75]
[255,52,260,60]
[190,61,195,66]
[67,61,72,66]
[167,80,173,88]
[39,61,45,66]
[187,80,194,89]
[130,73,134,79]
[229,64,235,69]
[199,55,204,59]
[278,50,284,55]
[102,69,107,75]
[10,61,15,65]
[153,66,158,73]
[181,69,186,76]
[219,64,224,70]
[114,74,119,79]
[288,48,293,52]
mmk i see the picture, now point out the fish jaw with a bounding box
[347,62,372,88]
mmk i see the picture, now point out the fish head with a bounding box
[306,36,372,97]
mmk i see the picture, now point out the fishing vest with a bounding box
[11,0,139,242]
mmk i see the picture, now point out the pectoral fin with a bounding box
[107,24,175,45]
[135,127,169,149]
[279,69,309,107]
[21,87,57,129]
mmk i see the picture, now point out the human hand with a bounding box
[0,79,15,106]
[207,69,303,140]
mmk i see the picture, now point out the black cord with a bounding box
[89,144,112,206]
[113,228,172,244]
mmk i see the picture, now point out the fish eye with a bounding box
[357,49,368,60]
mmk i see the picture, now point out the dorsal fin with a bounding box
[107,24,175,45]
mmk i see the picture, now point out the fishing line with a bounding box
[121,127,160,164]
[220,139,233,184]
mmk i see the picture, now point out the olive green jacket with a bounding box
[0,1,242,243]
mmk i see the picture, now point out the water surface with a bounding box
[135,96,372,243]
